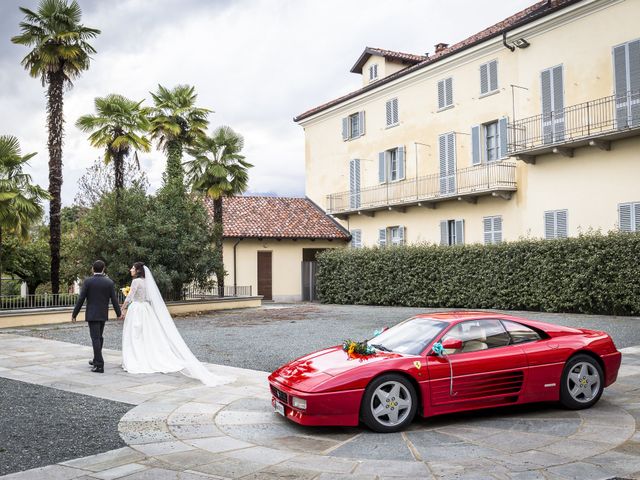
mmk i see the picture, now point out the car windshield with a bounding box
[368,317,447,355]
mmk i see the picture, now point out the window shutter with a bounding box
[544,211,555,239]
[552,66,565,141]
[398,226,405,245]
[493,216,503,244]
[629,40,640,126]
[556,210,568,238]
[386,100,392,126]
[455,219,465,245]
[498,117,508,158]
[349,159,361,209]
[483,217,492,244]
[397,146,405,180]
[541,68,553,143]
[358,111,366,137]
[480,63,489,94]
[439,134,447,194]
[392,98,399,124]
[489,60,498,92]
[447,132,456,193]
[438,80,445,109]
[440,221,448,246]
[471,125,481,165]
[445,77,453,107]
[351,230,362,248]
[378,152,387,183]
[619,203,632,232]
[378,228,387,247]
[342,117,349,141]
[614,44,629,129]
[634,203,640,232]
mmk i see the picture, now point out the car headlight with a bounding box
[291,396,307,410]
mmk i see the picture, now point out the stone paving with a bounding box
[0,333,639,479]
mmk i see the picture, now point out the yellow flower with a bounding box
[121,286,131,296]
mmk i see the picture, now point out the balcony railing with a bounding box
[509,90,640,161]
[326,161,517,216]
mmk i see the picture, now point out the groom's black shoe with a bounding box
[91,365,104,373]
[88,360,94,366]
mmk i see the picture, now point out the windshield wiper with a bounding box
[370,343,392,352]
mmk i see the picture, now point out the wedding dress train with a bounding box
[121,266,233,386]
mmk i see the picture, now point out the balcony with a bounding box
[326,161,517,218]
[509,91,640,163]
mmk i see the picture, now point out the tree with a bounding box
[76,94,151,195]
[185,126,252,294]
[4,226,51,296]
[12,0,100,294]
[149,84,210,187]
[73,153,149,208]
[0,135,50,294]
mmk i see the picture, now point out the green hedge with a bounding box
[316,232,640,316]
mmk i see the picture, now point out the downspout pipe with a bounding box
[233,238,242,296]
[502,32,515,52]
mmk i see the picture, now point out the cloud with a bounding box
[0,0,534,207]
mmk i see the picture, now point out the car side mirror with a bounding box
[441,338,463,351]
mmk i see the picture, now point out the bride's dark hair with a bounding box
[133,262,146,278]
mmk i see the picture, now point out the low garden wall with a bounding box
[0,296,262,329]
[316,232,640,316]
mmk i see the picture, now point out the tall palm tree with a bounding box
[185,126,252,295]
[11,0,100,294]
[76,94,151,194]
[0,135,50,294]
[149,84,210,187]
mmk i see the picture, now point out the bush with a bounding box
[316,232,640,316]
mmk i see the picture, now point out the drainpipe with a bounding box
[233,238,242,296]
[502,32,515,52]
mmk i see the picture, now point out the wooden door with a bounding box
[257,251,272,301]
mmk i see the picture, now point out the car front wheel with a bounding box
[361,374,417,433]
[560,354,604,410]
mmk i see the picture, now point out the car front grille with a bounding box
[270,385,288,404]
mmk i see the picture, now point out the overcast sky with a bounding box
[0,0,533,205]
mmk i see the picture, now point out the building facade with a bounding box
[295,0,640,247]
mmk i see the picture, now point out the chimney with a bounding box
[435,43,449,53]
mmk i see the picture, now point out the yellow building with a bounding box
[205,196,350,302]
[294,0,640,247]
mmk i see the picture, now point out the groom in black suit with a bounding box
[72,260,122,373]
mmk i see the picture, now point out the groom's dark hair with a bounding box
[92,260,106,273]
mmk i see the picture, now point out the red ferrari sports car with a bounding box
[268,312,621,432]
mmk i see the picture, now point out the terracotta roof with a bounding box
[204,196,351,240]
[350,47,427,74]
[294,0,581,122]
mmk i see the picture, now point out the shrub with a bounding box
[316,232,640,316]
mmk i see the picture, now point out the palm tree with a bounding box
[11,0,100,294]
[0,135,50,295]
[185,126,252,295]
[149,84,210,187]
[76,94,151,194]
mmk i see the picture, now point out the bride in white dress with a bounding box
[121,262,233,386]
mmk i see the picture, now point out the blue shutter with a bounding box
[493,216,503,244]
[445,77,453,107]
[541,68,553,144]
[440,221,448,246]
[619,203,632,232]
[614,44,629,128]
[397,146,405,180]
[552,66,565,141]
[483,217,493,244]
[634,203,640,232]
[386,100,392,126]
[378,228,387,247]
[455,220,464,245]
[489,60,498,92]
[447,133,456,193]
[437,80,445,109]
[358,111,366,137]
[342,117,349,141]
[544,211,555,239]
[556,210,568,238]
[498,117,508,158]
[480,63,489,94]
[629,40,640,126]
[349,159,361,209]
[439,135,447,194]
[471,125,481,165]
[398,226,405,245]
[378,152,386,183]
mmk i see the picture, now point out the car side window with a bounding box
[501,320,542,344]
[442,320,510,354]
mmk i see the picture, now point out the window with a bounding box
[442,320,510,354]
[483,216,502,244]
[440,219,464,246]
[378,226,405,247]
[437,77,453,109]
[613,39,640,129]
[341,111,365,141]
[471,118,508,165]
[378,146,405,183]
[350,229,362,248]
[369,64,378,81]
[619,202,640,232]
[541,65,565,143]
[501,320,542,344]
[480,60,498,95]
[385,98,399,127]
[544,210,568,239]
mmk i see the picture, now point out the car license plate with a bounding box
[274,401,285,416]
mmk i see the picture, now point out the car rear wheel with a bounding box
[560,354,604,410]
[361,374,417,433]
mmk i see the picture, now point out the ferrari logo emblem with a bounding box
[414,361,422,370]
